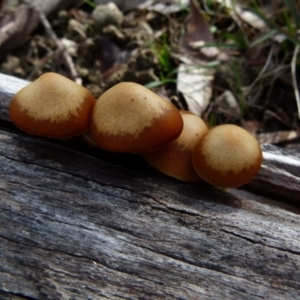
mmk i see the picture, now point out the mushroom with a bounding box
[143,111,208,182]
[192,124,263,188]
[9,72,96,138]
[90,82,183,153]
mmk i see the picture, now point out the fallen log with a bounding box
[1,73,300,203]
[1,73,300,299]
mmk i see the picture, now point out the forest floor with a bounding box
[0,0,300,148]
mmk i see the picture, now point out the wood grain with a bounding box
[1,73,300,299]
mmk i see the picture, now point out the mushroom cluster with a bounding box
[9,72,262,189]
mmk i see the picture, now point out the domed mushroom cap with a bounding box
[90,82,183,153]
[143,111,208,182]
[9,72,96,138]
[192,124,263,188]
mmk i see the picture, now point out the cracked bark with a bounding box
[1,73,300,299]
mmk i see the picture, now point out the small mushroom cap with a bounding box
[90,82,183,153]
[9,72,96,138]
[192,124,263,188]
[143,111,208,182]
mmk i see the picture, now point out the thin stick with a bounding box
[243,45,274,98]
[26,1,82,85]
[291,44,300,118]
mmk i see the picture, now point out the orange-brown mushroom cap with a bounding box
[9,72,96,138]
[143,111,208,182]
[90,82,183,153]
[192,124,263,188]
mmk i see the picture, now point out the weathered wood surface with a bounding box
[246,144,300,203]
[1,73,300,299]
[1,73,300,203]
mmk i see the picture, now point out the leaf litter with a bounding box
[0,0,299,147]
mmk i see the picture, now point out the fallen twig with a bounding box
[27,1,82,85]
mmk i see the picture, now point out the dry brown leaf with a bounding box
[177,58,215,116]
[180,0,218,56]
[176,0,219,116]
